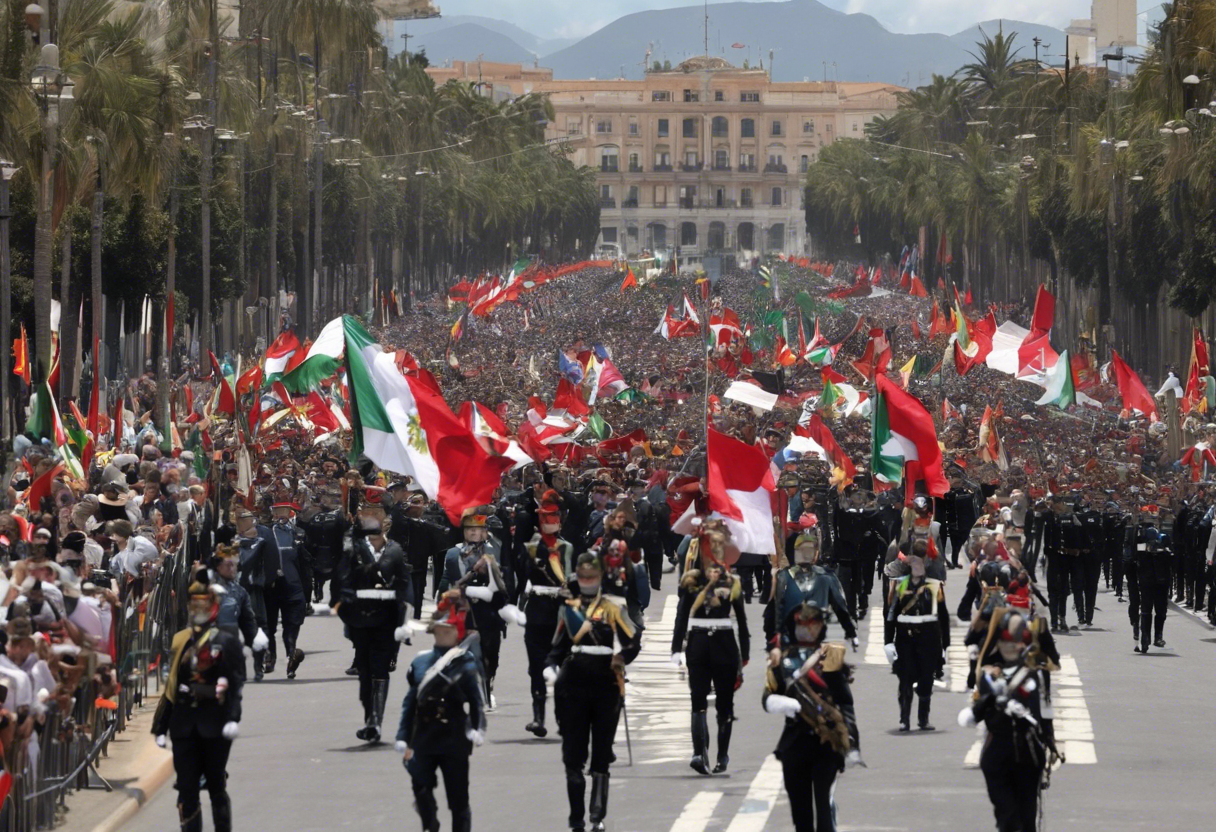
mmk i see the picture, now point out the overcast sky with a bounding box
[433,0,1093,40]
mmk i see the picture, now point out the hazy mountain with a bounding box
[950,19,1068,63]
[406,22,539,67]
[393,15,576,61]
[539,0,1067,85]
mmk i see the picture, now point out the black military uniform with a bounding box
[302,495,348,606]
[521,496,574,738]
[234,507,280,679]
[268,504,310,679]
[392,494,450,618]
[1134,512,1172,653]
[151,582,246,832]
[671,537,749,775]
[1074,501,1105,626]
[832,492,886,618]
[1101,503,1128,601]
[942,480,981,568]
[884,569,950,731]
[335,497,414,743]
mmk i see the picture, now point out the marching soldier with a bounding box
[765,521,857,649]
[233,506,279,681]
[302,484,348,607]
[521,493,574,738]
[883,541,950,731]
[396,602,486,832]
[268,502,310,679]
[1134,504,1172,653]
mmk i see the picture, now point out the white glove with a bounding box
[765,694,802,719]
[542,665,558,684]
[252,629,269,652]
[942,649,948,665]
[844,748,865,768]
[958,707,977,728]
[670,652,686,668]
[395,740,408,754]
[465,585,493,602]
[498,604,526,627]
[967,644,979,661]
[394,625,413,644]
[155,734,167,748]
[850,637,859,653]
[222,721,240,740]
[883,643,898,665]
[465,728,485,747]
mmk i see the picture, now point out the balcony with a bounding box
[737,163,758,173]
[653,164,673,172]
[599,197,617,208]
[628,164,644,173]
[711,163,732,172]
[680,162,704,172]
[622,199,639,208]
[600,163,619,173]
[679,198,695,209]
[763,163,789,174]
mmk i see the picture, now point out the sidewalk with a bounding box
[55,700,174,832]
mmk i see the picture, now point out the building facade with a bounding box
[426,56,902,257]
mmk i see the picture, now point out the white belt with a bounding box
[689,619,735,630]
[529,585,563,597]
[355,589,397,600]
[571,645,614,655]
[1136,544,1148,551]
[897,613,939,624]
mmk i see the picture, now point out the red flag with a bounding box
[553,377,591,417]
[954,341,978,376]
[964,287,973,306]
[236,366,264,397]
[113,387,124,449]
[874,375,949,498]
[619,267,638,294]
[1110,349,1159,422]
[12,324,30,385]
[797,413,857,481]
[797,315,807,356]
[911,319,922,339]
[908,273,928,297]
[821,366,847,385]
[26,461,65,512]
[86,336,101,438]
[1030,285,1055,335]
[706,427,776,555]
[209,352,236,416]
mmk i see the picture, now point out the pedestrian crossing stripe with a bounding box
[667,790,723,832]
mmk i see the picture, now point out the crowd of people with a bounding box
[4,251,1213,832]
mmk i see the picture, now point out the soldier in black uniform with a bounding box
[267,502,310,679]
[942,469,981,568]
[884,541,950,731]
[545,552,641,832]
[1074,497,1105,626]
[832,487,884,619]
[152,579,246,832]
[550,467,591,555]
[1022,495,1049,582]
[1101,501,1129,602]
[392,490,449,618]
[1134,505,1172,653]
[670,519,750,775]
[301,485,347,606]
[395,602,486,832]
[521,494,574,738]
[233,506,279,680]
[1043,497,1078,633]
[334,490,414,743]
[762,592,862,832]
[210,544,267,656]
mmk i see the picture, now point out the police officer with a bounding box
[392,490,448,619]
[1134,504,1172,653]
[209,544,268,656]
[833,485,883,619]
[1074,497,1105,626]
[267,502,310,679]
[302,485,348,606]
[233,506,279,681]
[521,493,574,738]
[942,468,981,569]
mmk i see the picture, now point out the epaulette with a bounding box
[728,573,742,602]
[820,642,846,672]
[679,569,702,591]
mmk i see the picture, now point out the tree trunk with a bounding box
[157,167,178,431]
[59,223,76,403]
[33,124,55,383]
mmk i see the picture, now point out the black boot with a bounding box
[286,648,305,680]
[898,685,912,731]
[264,642,277,674]
[413,786,440,832]
[178,802,203,832]
[918,696,935,731]
[253,650,265,683]
[689,711,710,775]
[366,678,389,743]
[526,697,548,738]
[566,767,586,831]
[452,807,472,832]
[211,793,233,832]
[589,772,609,832]
[712,716,732,773]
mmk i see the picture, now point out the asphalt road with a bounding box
[126,570,1216,831]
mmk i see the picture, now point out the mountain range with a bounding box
[395,0,1068,86]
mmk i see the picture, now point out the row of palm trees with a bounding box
[804,1,1216,377]
[0,0,600,408]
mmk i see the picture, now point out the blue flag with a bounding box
[558,350,584,384]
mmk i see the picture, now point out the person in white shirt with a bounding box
[106,519,160,578]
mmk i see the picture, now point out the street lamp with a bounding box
[29,42,74,385]
[1,158,18,442]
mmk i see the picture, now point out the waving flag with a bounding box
[704,427,776,555]
[263,330,301,379]
[978,404,1008,470]
[871,375,948,496]
[558,349,585,384]
[1110,349,1159,421]
[12,324,30,385]
[280,316,345,393]
[619,266,638,293]
[209,352,236,416]
[1036,349,1076,410]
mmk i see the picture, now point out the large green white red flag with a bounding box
[871,375,948,496]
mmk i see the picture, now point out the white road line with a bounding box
[668,790,724,832]
[723,754,784,832]
[863,608,886,665]
[1055,654,1097,764]
[618,594,693,762]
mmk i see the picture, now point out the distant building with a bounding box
[429,56,901,257]
[1067,0,1138,66]
[425,60,554,101]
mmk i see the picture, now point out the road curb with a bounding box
[1169,600,1216,630]
[89,745,175,832]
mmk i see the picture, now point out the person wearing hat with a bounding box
[1133,503,1172,653]
[389,489,448,619]
[209,544,269,658]
[761,594,862,832]
[395,600,486,832]
[520,492,575,739]
[233,505,280,680]
[185,484,216,567]
[301,485,349,607]
[883,539,951,732]
[942,467,982,569]
[831,485,886,620]
[335,489,413,744]
[107,519,160,581]
[958,609,1060,832]
[766,520,857,649]
[544,552,640,832]
[670,519,750,776]
[151,578,246,832]
[97,480,139,525]
[267,502,310,680]
[593,500,650,628]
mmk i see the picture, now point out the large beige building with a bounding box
[427,56,902,257]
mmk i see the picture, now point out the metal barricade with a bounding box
[1,524,191,830]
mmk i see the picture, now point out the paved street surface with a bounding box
[128,578,1216,831]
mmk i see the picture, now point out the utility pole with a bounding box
[199,0,218,363]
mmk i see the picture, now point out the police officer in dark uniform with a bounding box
[942,468,981,569]
[210,543,267,655]
[233,505,279,680]
[391,489,448,619]
[1044,496,1082,634]
[884,541,950,731]
[1134,504,1172,653]
[268,502,310,679]
[1022,495,1050,582]
[1101,500,1129,602]
[302,485,348,606]
[832,485,883,619]
[335,489,414,743]
[1074,497,1105,626]
[521,494,573,738]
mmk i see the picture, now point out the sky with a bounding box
[431,0,1095,41]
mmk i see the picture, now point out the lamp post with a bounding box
[1,158,18,443]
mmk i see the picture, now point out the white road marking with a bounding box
[1055,654,1096,765]
[723,754,784,832]
[618,594,695,762]
[668,790,724,832]
[863,608,886,665]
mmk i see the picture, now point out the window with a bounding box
[625,185,639,207]
[714,90,724,101]
[596,119,612,134]
[600,146,619,172]
[740,187,753,208]
[679,186,696,209]
[654,150,671,169]
[654,185,668,207]
[711,116,728,137]
[628,152,640,171]
[602,226,618,243]
[565,118,583,135]
[739,152,756,171]
[681,221,697,246]
[741,118,755,138]
[852,121,859,132]
[740,91,760,103]
[771,187,782,206]
[651,224,667,247]
[683,150,700,169]
[715,187,725,208]
[767,153,783,166]
[714,149,729,169]
[628,120,639,136]
[800,154,809,173]
[771,120,783,136]
[803,119,814,134]
[652,90,671,102]
[682,118,698,138]
[657,118,669,137]
[600,185,612,200]
[683,89,700,102]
